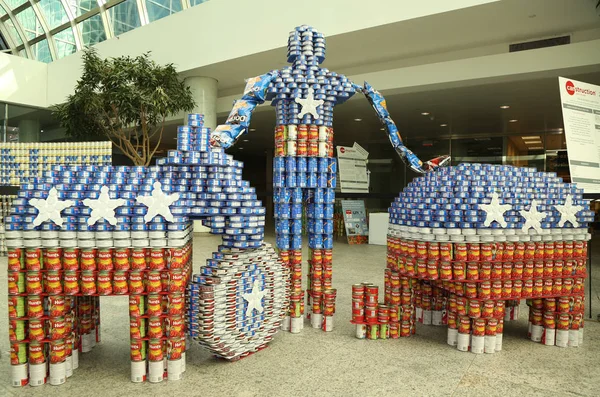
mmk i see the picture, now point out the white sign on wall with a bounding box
[558,77,600,194]
[336,142,369,193]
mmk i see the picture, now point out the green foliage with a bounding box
[54,48,195,166]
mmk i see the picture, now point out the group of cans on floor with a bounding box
[7,243,193,386]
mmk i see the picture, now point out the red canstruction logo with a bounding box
[340,147,345,154]
[565,80,596,96]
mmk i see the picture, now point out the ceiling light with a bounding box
[529,147,544,150]
[521,136,540,140]
[242,139,249,142]
[380,128,385,131]
[509,119,518,123]
[421,112,430,116]
[249,128,256,132]
[354,118,362,122]
[525,141,543,145]
[238,147,244,150]
[500,105,510,109]
[440,124,447,127]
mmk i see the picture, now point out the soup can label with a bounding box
[131,340,146,361]
[8,247,24,271]
[50,340,66,364]
[80,249,96,271]
[25,248,43,271]
[167,338,183,360]
[62,248,79,271]
[112,271,128,294]
[149,249,166,270]
[11,342,27,365]
[147,318,164,339]
[129,271,144,294]
[97,271,113,295]
[48,317,67,341]
[130,317,146,339]
[81,272,97,295]
[26,272,43,295]
[28,342,46,364]
[146,271,162,293]
[48,296,66,317]
[9,296,26,318]
[114,248,130,271]
[146,295,163,317]
[166,316,184,338]
[167,294,183,316]
[44,248,62,271]
[45,271,63,294]
[97,249,113,271]
[148,339,163,362]
[64,271,79,295]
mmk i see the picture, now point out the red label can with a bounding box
[147,318,163,339]
[27,296,44,318]
[113,248,130,271]
[147,295,163,317]
[130,317,146,340]
[146,271,162,293]
[8,247,24,271]
[28,319,45,341]
[48,317,67,340]
[167,338,183,360]
[44,248,62,271]
[62,248,79,271]
[167,294,184,316]
[28,342,46,364]
[131,249,147,270]
[97,249,113,271]
[49,340,66,364]
[149,249,166,270]
[128,271,144,294]
[97,271,113,295]
[25,248,43,271]
[81,271,97,295]
[148,339,163,362]
[26,272,43,295]
[44,271,62,294]
[112,271,128,295]
[80,249,97,271]
[63,271,79,295]
[169,270,184,293]
[48,295,66,317]
[166,316,184,338]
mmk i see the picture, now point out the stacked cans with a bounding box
[1,194,16,255]
[177,115,210,152]
[306,249,335,330]
[187,243,288,360]
[369,163,593,353]
[274,125,334,158]
[0,142,111,186]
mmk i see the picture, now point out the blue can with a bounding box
[292,188,303,203]
[317,173,328,188]
[276,235,290,249]
[327,158,337,174]
[291,204,302,219]
[308,157,318,172]
[314,188,324,204]
[323,234,333,249]
[324,219,333,234]
[328,173,336,188]
[308,173,317,188]
[278,204,291,219]
[309,234,323,249]
[324,188,335,203]
[310,204,324,219]
[276,220,290,234]
[274,157,285,172]
[291,234,302,250]
[285,157,297,172]
[274,172,285,188]
[318,158,329,173]
[312,219,324,233]
[292,219,303,234]
[297,157,307,172]
[286,172,297,187]
[297,172,307,188]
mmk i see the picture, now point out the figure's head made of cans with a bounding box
[287,25,326,65]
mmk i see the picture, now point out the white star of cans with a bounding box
[242,280,267,316]
[136,181,180,223]
[29,187,74,227]
[519,199,547,233]
[479,192,512,228]
[83,185,126,226]
[296,88,324,119]
[554,194,583,227]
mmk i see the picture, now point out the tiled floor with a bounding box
[0,233,598,397]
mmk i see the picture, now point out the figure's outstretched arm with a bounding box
[352,81,450,174]
[209,70,280,149]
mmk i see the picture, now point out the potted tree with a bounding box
[54,48,195,166]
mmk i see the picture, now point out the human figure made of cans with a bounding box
[210,25,449,333]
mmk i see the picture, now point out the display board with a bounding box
[341,200,368,244]
[336,143,369,193]
[558,77,600,193]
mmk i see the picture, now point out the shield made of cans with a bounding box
[187,244,289,360]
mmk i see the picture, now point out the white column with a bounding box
[184,76,218,130]
[185,76,218,233]
[18,119,40,142]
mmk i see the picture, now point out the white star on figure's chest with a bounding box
[296,88,323,119]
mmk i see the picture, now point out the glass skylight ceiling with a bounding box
[0,0,209,63]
